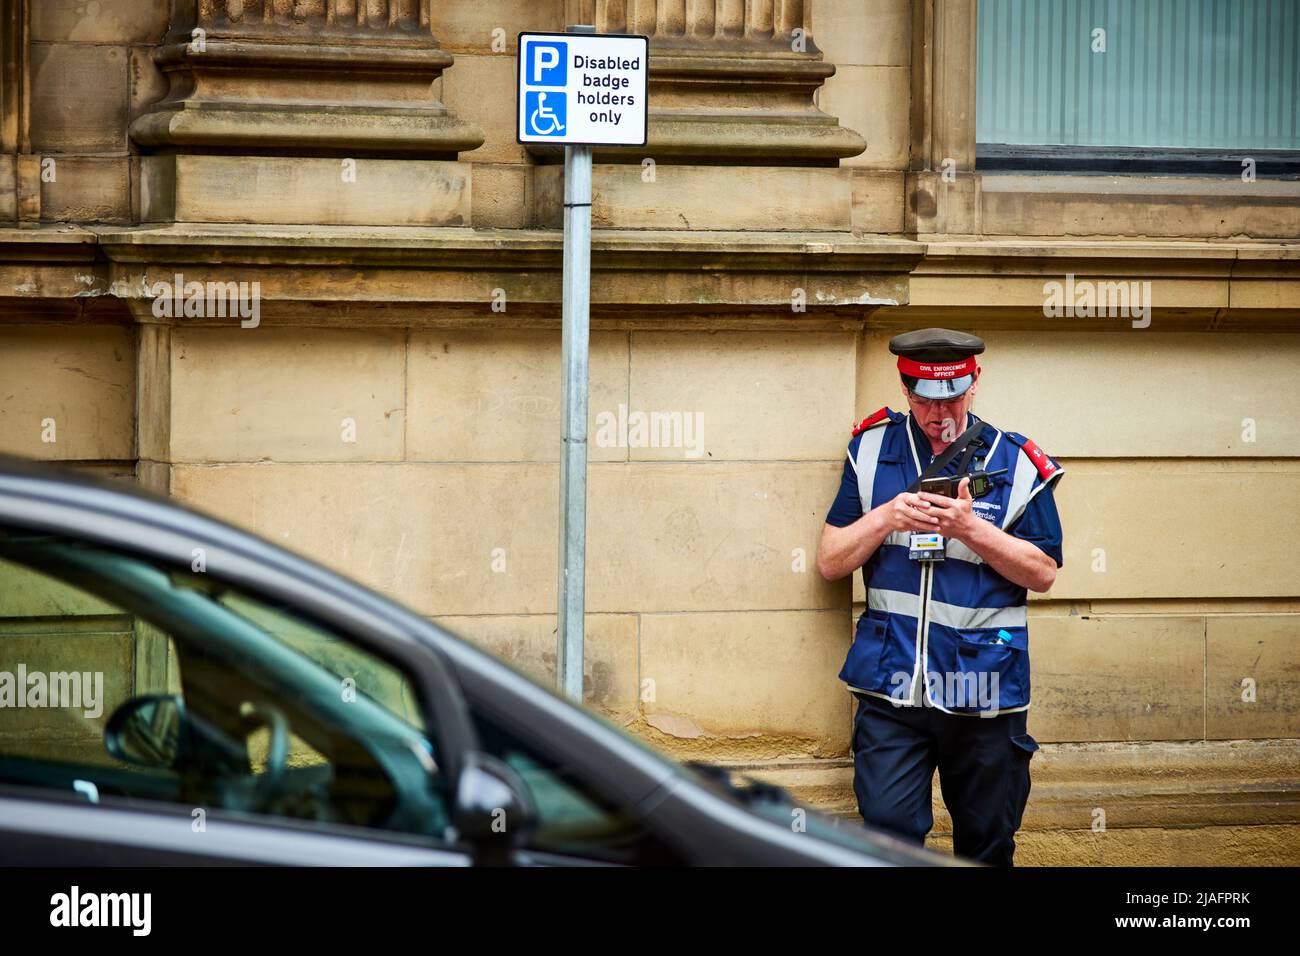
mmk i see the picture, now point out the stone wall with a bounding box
[1,0,1297,865]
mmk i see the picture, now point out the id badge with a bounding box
[908,532,946,562]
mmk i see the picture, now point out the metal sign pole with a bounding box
[557,121,594,703]
[518,22,642,704]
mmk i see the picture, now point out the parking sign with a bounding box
[517,32,649,147]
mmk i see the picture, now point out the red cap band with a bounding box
[896,355,978,379]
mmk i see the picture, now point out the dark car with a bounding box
[0,458,958,866]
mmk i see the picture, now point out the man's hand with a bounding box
[916,477,978,541]
[886,489,941,534]
[818,488,938,581]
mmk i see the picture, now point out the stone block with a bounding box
[169,327,406,463]
[140,155,472,227]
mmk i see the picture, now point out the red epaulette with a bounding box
[851,407,891,437]
[1006,431,1061,481]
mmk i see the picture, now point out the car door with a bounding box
[0,521,476,865]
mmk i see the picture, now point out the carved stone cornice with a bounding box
[79,223,919,326]
[551,0,865,165]
[130,0,484,158]
[195,0,434,38]
[593,0,813,47]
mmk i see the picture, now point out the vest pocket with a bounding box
[929,625,1028,711]
[838,610,890,693]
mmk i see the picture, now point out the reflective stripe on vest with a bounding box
[868,587,1028,629]
[1002,444,1041,529]
[854,422,888,514]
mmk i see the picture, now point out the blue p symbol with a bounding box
[527,41,567,86]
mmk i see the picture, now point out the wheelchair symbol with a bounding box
[526,91,566,137]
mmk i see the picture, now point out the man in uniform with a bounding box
[816,328,1064,866]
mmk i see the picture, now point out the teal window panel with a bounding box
[977,0,1300,149]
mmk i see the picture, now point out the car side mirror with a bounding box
[105,694,185,769]
[451,751,537,866]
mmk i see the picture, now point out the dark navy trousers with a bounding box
[851,691,1039,866]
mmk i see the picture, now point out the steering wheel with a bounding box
[239,701,290,797]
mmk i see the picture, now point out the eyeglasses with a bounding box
[906,390,966,408]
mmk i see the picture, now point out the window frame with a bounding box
[0,478,478,773]
[0,527,459,848]
[976,144,1300,178]
[907,0,1300,238]
[0,473,484,860]
[971,0,1300,175]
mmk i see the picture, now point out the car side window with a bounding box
[0,552,178,770]
[0,530,450,845]
[472,712,683,865]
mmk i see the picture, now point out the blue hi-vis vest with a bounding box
[837,408,1064,715]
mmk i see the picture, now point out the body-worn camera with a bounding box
[918,468,1008,499]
